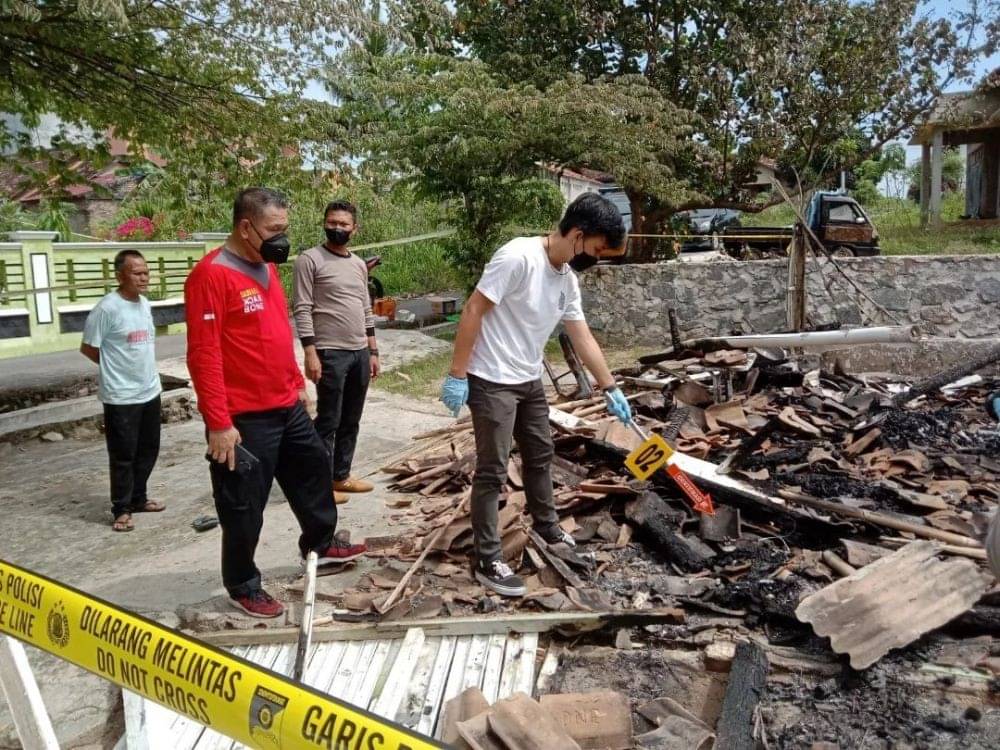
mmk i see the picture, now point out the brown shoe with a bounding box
[333,477,374,493]
[334,490,350,505]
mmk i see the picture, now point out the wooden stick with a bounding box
[778,489,984,549]
[418,472,455,497]
[573,391,646,418]
[577,482,637,496]
[293,551,318,681]
[878,536,989,561]
[394,452,474,489]
[396,430,462,460]
[821,550,857,577]
[413,420,473,440]
[375,431,464,476]
[379,491,470,613]
[892,341,1000,406]
[550,395,603,412]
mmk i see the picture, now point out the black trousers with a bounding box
[209,402,337,597]
[313,348,371,481]
[103,395,161,517]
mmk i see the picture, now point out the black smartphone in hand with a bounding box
[205,444,260,476]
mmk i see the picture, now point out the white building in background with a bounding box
[1,113,99,154]
[539,164,633,231]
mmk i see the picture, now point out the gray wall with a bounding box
[580,255,1000,345]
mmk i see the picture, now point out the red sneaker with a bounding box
[317,538,368,565]
[229,590,284,618]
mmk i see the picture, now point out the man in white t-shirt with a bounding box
[81,249,165,532]
[986,393,1000,578]
[440,193,633,596]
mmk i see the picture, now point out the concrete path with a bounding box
[0,328,455,749]
[0,333,188,392]
[0,292,463,394]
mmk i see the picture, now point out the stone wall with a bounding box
[579,255,1000,345]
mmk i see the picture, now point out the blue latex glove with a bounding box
[441,375,469,417]
[987,391,1000,422]
[604,386,632,425]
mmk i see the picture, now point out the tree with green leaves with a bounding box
[333,48,713,277]
[334,0,996,266]
[0,0,338,148]
[450,1,990,207]
[1,0,356,209]
[852,143,908,205]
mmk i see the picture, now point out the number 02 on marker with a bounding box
[625,433,674,480]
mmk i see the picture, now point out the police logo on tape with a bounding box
[46,601,70,648]
[249,685,288,749]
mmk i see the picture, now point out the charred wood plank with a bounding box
[947,605,1000,637]
[625,492,712,572]
[892,341,1000,407]
[714,640,769,750]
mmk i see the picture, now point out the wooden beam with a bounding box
[198,609,685,647]
[779,489,983,548]
[714,640,768,750]
[0,637,59,750]
[785,225,806,332]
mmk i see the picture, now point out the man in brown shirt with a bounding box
[293,200,380,504]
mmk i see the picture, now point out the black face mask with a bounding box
[249,222,290,264]
[325,227,352,247]
[569,247,599,272]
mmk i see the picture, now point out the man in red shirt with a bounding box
[185,187,366,618]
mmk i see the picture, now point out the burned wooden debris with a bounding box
[314,337,1000,745]
[343,342,999,657]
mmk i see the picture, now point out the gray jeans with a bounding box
[468,373,559,562]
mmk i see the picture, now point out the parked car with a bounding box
[674,209,742,252]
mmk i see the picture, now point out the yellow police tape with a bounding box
[0,559,445,750]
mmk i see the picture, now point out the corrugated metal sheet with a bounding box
[796,541,991,670]
[129,628,538,749]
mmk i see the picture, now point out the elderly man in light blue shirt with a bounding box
[81,249,165,532]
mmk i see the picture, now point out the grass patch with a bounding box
[545,337,648,370]
[368,240,464,297]
[741,193,1000,256]
[375,337,648,402]
[374,348,454,400]
[605,345,653,370]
